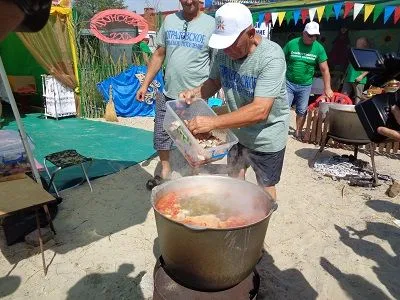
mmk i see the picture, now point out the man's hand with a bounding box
[324,88,334,99]
[187,116,217,135]
[179,89,199,104]
[377,105,400,141]
[136,86,148,102]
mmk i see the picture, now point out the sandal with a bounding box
[146,175,168,191]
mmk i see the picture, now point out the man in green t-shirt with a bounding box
[180,3,289,201]
[283,21,333,140]
[342,37,369,104]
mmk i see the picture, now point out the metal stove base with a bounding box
[153,257,260,300]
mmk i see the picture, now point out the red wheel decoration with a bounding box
[308,92,353,111]
[90,9,149,45]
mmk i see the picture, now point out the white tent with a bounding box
[0,56,41,184]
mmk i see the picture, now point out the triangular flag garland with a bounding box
[278,11,286,26]
[343,2,354,18]
[394,6,400,24]
[309,7,317,21]
[293,10,301,25]
[301,9,308,24]
[325,4,333,21]
[384,5,395,24]
[353,3,364,20]
[373,4,385,23]
[333,2,344,20]
[316,6,325,22]
[285,10,293,25]
[364,4,375,22]
[271,12,278,27]
[264,12,271,24]
[253,1,400,27]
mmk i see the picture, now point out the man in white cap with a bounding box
[180,3,289,200]
[283,21,333,140]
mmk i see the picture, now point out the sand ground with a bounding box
[0,112,399,299]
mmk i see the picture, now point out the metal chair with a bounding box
[43,149,93,197]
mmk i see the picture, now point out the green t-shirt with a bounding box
[345,64,367,84]
[156,12,215,99]
[209,38,289,153]
[283,37,328,86]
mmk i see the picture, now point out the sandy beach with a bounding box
[0,111,399,299]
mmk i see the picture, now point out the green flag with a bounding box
[373,4,384,23]
[325,4,333,21]
[285,11,293,24]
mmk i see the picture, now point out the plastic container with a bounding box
[163,99,238,167]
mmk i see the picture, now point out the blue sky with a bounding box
[126,0,181,13]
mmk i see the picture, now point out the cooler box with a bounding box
[163,99,238,167]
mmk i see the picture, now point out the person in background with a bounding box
[136,0,214,189]
[180,3,289,201]
[283,21,333,140]
[329,26,350,72]
[342,37,369,104]
[378,106,400,141]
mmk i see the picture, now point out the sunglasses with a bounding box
[306,32,318,39]
[183,21,188,38]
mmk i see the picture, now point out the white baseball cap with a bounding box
[208,3,253,49]
[304,21,320,35]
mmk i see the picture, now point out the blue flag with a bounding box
[97,65,164,117]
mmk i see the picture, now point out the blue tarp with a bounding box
[97,65,164,117]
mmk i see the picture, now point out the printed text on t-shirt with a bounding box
[219,65,257,98]
[165,30,206,50]
[289,51,317,61]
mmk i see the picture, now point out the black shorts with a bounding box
[227,144,286,187]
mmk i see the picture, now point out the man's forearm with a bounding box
[142,54,164,88]
[214,100,273,130]
[322,69,331,90]
[191,79,221,100]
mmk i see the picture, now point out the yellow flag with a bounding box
[278,11,286,26]
[316,6,325,22]
[364,4,375,22]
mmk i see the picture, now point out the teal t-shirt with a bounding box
[345,64,367,84]
[156,12,215,99]
[283,37,328,85]
[209,38,289,153]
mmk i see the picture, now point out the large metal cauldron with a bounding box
[151,175,277,292]
[327,104,369,142]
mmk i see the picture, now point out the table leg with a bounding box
[43,205,56,235]
[35,209,47,275]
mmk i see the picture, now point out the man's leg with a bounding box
[227,144,248,180]
[354,83,365,105]
[295,84,312,138]
[248,147,286,201]
[153,94,173,180]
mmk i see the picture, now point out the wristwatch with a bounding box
[13,0,52,32]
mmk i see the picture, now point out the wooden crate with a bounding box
[303,108,400,154]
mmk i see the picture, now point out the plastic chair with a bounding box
[43,149,93,197]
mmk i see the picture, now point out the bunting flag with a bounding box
[264,12,272,24]
[243,2,400,27]
[364,4,375,22]
[309,7,317,21]
[293,10,301,25]
[278,11,286,26]
[394,7,400,24]
[373,3,384,22]
[384,6,395,23]
[301,9,308,24]
[343,2,354,18]
[285,10,293,24]
[316,6,325,22]
[258,12,265,25]
[325,4,333,21]
[353,3,364,20]
[333,2,344,20]
[271,12,278,26]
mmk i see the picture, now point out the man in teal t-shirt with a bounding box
[283,21,333,140]
[136,0,214,189]
[180,3,289,201]
[342,37,369,104]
